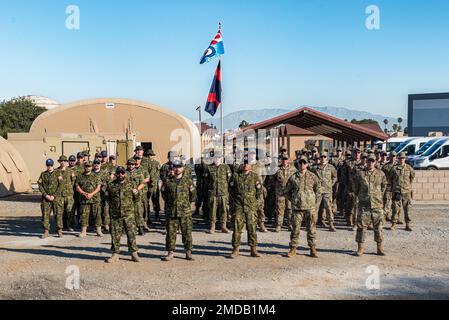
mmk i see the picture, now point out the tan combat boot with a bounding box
[377,242,386,256]
[250,246,261,258]
[185,250,194,261]
[329,222,336,232]
[78,227,87,238]
[274,226,281,233]
[346,214,353,226]
[207,224,215,234]
[286,246,297,258]
[96,227,104,237]
[356,243,364,256]
[221,225,229,233]
[131,252,140,262]
[104,225,110,233]
[405,223,412,232]
[105,253,119,263]
[259,223,268,233]
[163,251,174,261]
[390,222,397,230]
[57,229,63,238]
[41,230,50,239]
[229,247,240,259]
[310,245,318,258]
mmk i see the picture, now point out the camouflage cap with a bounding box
[345,150,352,156]
[84,161,93,167]
[93,159,101,165]
[58,155,68,162]
[83,151,90,157]
[168,150,179,158]
[320,152,328,158]
[109,155,116,160]
[312,147,318,152]
[127,158,136,165]
[116,166,126,174]
[101,150,108,157]
[336,147,343,152]
[146,149,155,156]
[280,154,289,160]
[280,145,288,152]
[77,152,84,159]
[68,155,76,162]
[298,156,309,163]
[367,149,374,154]
[361,152,368,159]
[367,154,376,161]
[390,151,397,157]
[172,159,183,168]
[301,148,308,153]
[134,146,144,152]
[398,152,407,158]
[354,146,361,152]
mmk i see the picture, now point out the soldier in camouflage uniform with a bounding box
[273,154,296,232]
[229,157,263,258]
[145,149,161,222]
[312,152,337,231]
[75,161,102,238]
[284,156,320,258]
[264,152,276,225]
[161,160,196,261]
[92,159,110,235]
[73,152,86,227]
[105,166,140,263]
[67,155,78,230]
[354,154,387,256]
[390,152,415,231]
[341,147,363,230]
[249,151,268,232]
[134,155,151,231]
[330,147,345,216]
[54,155,75,235]
[38,159,60,238]
[382,151,397,222]
[126,158,146,235]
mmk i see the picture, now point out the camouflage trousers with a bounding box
[80,203,102,228]
[134,199,145,228]
[256,194,265,227]
[209,195,229,225]
[335,183,345,215]
[166,215,193,251]
[41,200,60,231]
[195,188,209,215]
[356,207,384,243]
[275,196,292,228]
[290,210,317,248]
[55,196,74,230]
[392,192,412,224]
[141,194,149,224]
[264,190,276,222]
[151,187,161,213]
[101,195,110,227]
[111,215,138,253]
[316,193,334,223]
[383,191,392,220]
[232,207,257,248]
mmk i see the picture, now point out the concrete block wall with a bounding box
[412,171,449,201]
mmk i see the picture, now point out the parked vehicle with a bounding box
[393,137,433,156]
[409,137,449,170]
[375,137,409,153]
[407,138,441,162]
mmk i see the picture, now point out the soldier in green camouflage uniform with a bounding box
[134,156,151,231]
[312,152,337,231]
[204,151,232,234]
[250,151,268,232]
[145,149,161,222]
[330,147,345,216]
[54,156,75,235]
[67,155,79,230]
[93,159,111,235]
[73,152,86,227]
[354,154,387,256]
[38,159,60,238]
[263,153,276,225]
[126,158,146,235]
[105,166,140,263]
[390,152,415,231]
[229,158,263,258]
[75,161,102,237]
[342,147,363,230]
[161,160,196,261]
[382,151,397,222]
[194,154,210,219]
[285,156,320,258]
[273,154,296,232]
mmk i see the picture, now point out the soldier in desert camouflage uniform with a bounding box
[54,155,76,236]
[38,159,60,239]
[382,151,397,222]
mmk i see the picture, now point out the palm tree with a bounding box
[383,119,389,131]
[392,124,398,133]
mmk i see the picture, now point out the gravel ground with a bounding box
[1,194,449,300]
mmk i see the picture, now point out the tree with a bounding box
[350,118,380,126]
[397,117,403,125]
[383,119,389,131]
[238,120,249,129]
[392,124,398,132]
[0,97,46,138]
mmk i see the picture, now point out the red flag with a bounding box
[204,61,222,117]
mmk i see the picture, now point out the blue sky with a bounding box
[1,0,449,120]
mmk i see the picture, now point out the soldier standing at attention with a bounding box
[38,159,60,239]
[313,152,337,232]
[92,159,110,233]
[249,150,268,233]
[76,161,102,238]
[229,156,263,259]
[105,166,140,263]
[204,150,232,234]
[161,160,196,261]
[390,152,415,231]
[134,155,151,231]
[194,152,207,216]
[146,149,161,222]
[354,154,387,256]
[330,147,345,216]
[54,155,75,235]
[67,155,78,230]
[382,151,397,222]
[126,158,146,235]
[284,156,320,258]
[273,154,296,232]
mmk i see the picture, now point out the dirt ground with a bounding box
[1,193,448,300]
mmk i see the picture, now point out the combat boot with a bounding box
[131,252,140,262]
[250,246,261,258]
[274,226,281,233]
[288,224,293,231]
[78,227,87,238]
[346,214,353,226]
[57,229,63,238]
[104,225,110,233]
[185,250,194,261]
[286,246,297,258]
[405,223,412,232]
[41,230,50,239]
[377,242,386,256]
[105,253,119,263]
[221,226,229,233]
[310,245,318,258]
[138,226,144,236]
[163,251,174,261]
[259,223,268,233]
[229,247,240,259]
[356,243,364,256]
[390,222,397,230]
[207,224,215,234]
[329,222,337,232]
[96,227,104,237]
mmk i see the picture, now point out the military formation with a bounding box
[37,144,415,262]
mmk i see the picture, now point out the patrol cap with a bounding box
[381,151,388,156]
[390,151,397,157]
[77,152,84,159]
[320,152,328,158]
[280,154,289,160]
[301,148,308,154]
[172,159,183,168]
[361,152,368,159]
[345,150,352,156]
[84,161,93,167]
[146,149,155,156]
[367,154,376,161]
[116,166,126,174]
[367,149,374,154]
[109,155,116,160]
[354,147,361,152]
[134,146,144,152]
[93,159,101,165]
[95,152,102,159]
[68,155,76,162]
[298,156,309,164]
[133,155,142,160]
[280,145,288,152]
[58,155,68,162]
[336,147,343,152]
[398,152,407,158]
[375,149,381,155]
[127,158,136,165]
[312,147,318,153]
[168,150,179,158]
[83,151,90,157]
[101,150,108,158]
[46,159,54,166]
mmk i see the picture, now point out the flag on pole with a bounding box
[200,26,225,64]
[204,60,222,117]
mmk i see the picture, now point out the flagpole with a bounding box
[218,22,224,155]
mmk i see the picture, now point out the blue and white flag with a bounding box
[200,27,225,64]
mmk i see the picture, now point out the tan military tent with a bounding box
[0,137,31,197]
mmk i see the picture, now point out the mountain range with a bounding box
[202,106,405,131]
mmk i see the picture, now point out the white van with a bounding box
[393,137,433,156]
[410,137,449,170]
[375,137,409,153]
[407,138,441,162]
